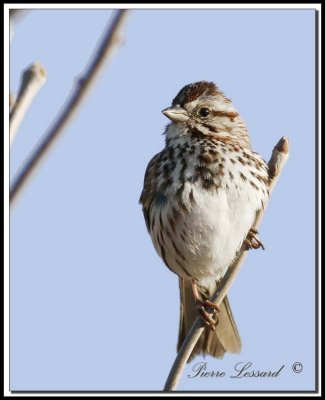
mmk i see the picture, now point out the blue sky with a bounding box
[9,8,316,392]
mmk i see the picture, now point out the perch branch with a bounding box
[10,9,130,204]
[10,62,46,145]
[164,136,289,391]
[9,92,15,110]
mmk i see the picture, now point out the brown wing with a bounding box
[139,152,161,233]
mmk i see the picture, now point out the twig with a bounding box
[9,92,15,110]
[10,9,30,22]
[164,136,289,391]
[9,62,46,145]
[10,9,30,41]
[10,9,130,204]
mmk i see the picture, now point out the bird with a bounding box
[139,81,269,360]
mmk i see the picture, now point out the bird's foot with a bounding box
[191,279,219,331]
[245,228,265,250]
[196,299,220,331]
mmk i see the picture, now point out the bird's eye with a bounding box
[198,107,211,118]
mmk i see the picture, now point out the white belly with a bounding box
[150,179,263,288]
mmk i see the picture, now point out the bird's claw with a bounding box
[196,299,220,331]
[191,279,220,331]
[245,228,265,250]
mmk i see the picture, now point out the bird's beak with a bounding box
[162,105,189,123]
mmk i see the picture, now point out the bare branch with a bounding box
[9,9,30,21]
[10,9,130,204]
[10,62,47,146]
[9,92,15,111]
[164,136,289,391]
[10,9,30,41]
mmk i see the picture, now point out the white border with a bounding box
[4,3,323,10]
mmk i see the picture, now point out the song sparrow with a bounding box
[139,81,269,360]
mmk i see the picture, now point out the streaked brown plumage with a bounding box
[140,81,269,360]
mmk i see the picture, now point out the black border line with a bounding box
[7,6,320,395]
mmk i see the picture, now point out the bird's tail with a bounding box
[177,278,241,361]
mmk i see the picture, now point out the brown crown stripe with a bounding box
[172,81,220,107]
